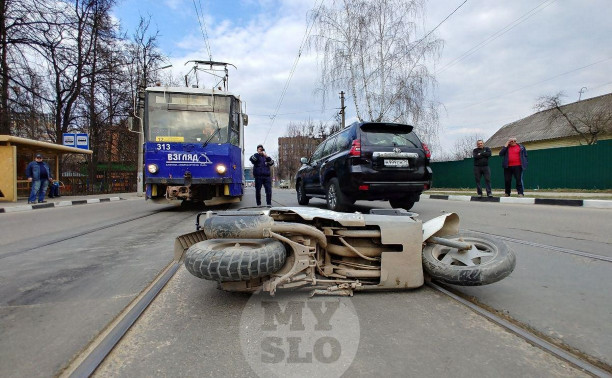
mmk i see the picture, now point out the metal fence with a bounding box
[430,139,612,190]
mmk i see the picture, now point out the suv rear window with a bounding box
[361,124,421,148]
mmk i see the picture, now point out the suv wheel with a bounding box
[297,181,310,205]
[326,178,348,212]
[389,197,416,211]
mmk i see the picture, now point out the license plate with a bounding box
[384,159,409,167]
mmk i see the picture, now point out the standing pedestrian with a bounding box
[249,144,274,206]
[499,137,528,197]
[26,153,53,204]
[473,139,492,197]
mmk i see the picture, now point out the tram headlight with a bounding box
[215,164,227,175]
[147,164,159,174]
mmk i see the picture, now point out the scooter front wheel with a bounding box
[422,231,515,286]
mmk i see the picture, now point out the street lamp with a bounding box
[134,64,172,197]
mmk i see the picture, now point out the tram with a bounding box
[141,61,248,205]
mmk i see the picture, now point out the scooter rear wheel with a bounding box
[185,238,286,282]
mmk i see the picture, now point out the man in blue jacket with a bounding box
[26,153,53,204]
[249,144,274,206]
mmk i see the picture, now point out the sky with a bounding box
[112,0,612,160]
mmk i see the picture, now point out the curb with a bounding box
[0,197,124,214]
[421,194,612,209]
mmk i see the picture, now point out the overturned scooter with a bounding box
[174,207,516,296]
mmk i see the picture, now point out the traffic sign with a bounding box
[76,133,89,150]
[63,133,75,147]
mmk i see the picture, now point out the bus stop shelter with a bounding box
[0,135,92,202]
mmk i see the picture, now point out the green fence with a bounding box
[430,139,612,190]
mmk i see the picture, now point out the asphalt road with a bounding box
[0,189,610,377]
[0,199,199,377]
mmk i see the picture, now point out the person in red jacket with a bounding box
[499,137,528,197]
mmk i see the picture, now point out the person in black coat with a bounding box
[473,139,492,197]
[249,144,274,206]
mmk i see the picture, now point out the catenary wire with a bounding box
[436,0,558,75]
[263,0,326,145]
[193,0,213,61]
[460,56,612,110]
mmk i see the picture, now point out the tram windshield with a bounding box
[146,92,231,143]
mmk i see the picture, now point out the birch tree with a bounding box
[310,0,443,148]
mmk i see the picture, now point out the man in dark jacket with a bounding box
[249,144,274,206]
[499,137,528,197]
[473,139,492,197]
[26,153,53,204]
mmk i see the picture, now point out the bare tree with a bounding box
[125,15,165,112]
[0,0,56,135]
[450,134,485,160]
[278,119,338,184]
[534,91,612,145]
[310,0,443,149]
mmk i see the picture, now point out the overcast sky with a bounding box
[112,0,612,159]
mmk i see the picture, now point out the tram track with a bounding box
[0,208,188,261]
[468,229,612,263]
[427,281,612,377]
[62,258,611,377]
[60,261,181,378]
[59,213,611,377]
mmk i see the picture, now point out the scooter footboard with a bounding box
[174,230,206,262]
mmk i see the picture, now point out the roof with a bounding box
[146,86,238,98]
[485,93,612,148]
[0,135,92,154]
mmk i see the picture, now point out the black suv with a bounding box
[295,122,432,211]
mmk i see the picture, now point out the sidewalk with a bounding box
[423,190,612,209]
[427,189,612,199]
[0,192,142,214]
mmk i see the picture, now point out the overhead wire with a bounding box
[193,0,213,61]
[436,0,558,75]
[263,0,325,144]
[418,0,467,48]
[460,56,612,110]
[262,0,466,144]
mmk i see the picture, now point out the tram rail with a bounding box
[57,203,611,377]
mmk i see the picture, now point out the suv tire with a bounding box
[389,196,416,211]
[326,178,349,212]
[296,181,310,205]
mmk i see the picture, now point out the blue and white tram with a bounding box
[142,62,248,205]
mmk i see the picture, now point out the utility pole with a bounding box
[339,91,346,129]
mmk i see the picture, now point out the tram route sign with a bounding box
[63,133,75,147]
[76,133,89,150]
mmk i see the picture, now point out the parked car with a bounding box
[295,122,432,211]
[279,180,290,189]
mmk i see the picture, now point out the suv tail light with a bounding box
[422,143,431,159]
[349,140,361,156]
